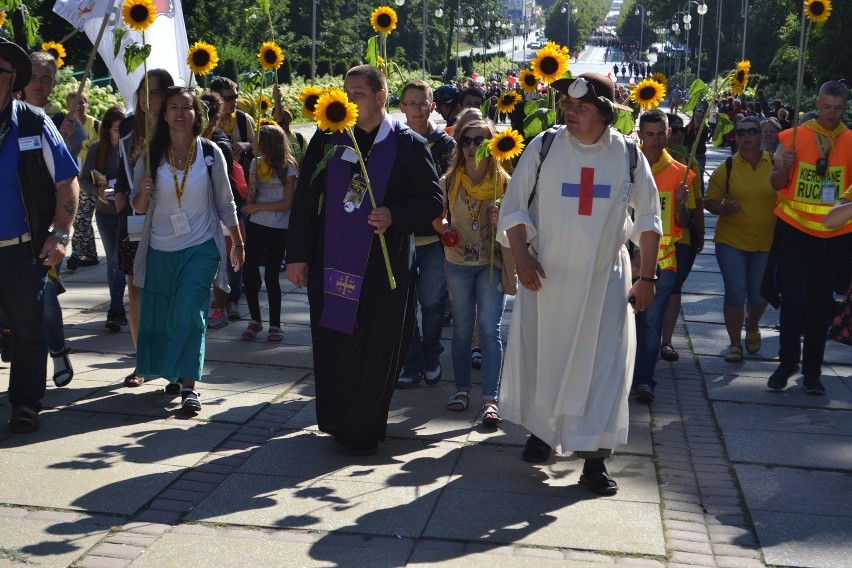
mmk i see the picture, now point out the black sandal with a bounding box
[51,347,74,387]
[123,371,145,387]
[10,405,39,434]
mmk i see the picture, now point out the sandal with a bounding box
[9,405,39,434]
[660,343,679,362]
[481,403,502,425]
[446,391,470,412]
[745,328,761,354]
[51,347,74,387]
[123,371,145,387]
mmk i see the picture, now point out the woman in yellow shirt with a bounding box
[705,116,777,362]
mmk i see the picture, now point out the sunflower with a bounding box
[730,60,750,96]
[630,78,666,110]
[299,85,325,119]
[258,117,278,127]
[256,95,272,116]
[0,11,7,27]
[186,41,219,76]
[804,0,831,24]
[531,44,569,84]
[543,41,570,59]
[371,6,398,34]
[651,72,667,88]
[258,41,284,71]
[314,89,359,133]
[121,0,156,32]
[257,160,274,182]
[489,130,525,162]
[41,41,66,69]
[519,69,539,93]
[495,91,522,113]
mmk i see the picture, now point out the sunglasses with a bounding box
[669,126,685,133]
[461,135,487,148]
[735,127,760,136]
[221,94,238,102]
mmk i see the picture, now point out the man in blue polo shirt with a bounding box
[0,38,79,434]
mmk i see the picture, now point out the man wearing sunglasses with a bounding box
[765,80,852,395]
[0,38,80,433]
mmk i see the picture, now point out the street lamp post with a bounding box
[395,0,444,79]
[311,0,318,81]
[682,2,708,79]
[741,0,749,60]
[635,4,648,62]
[560,1,578,52]
[713,0,723,91]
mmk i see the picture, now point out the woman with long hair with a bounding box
[115,69,174,387]
[81,105,127,331]
[441,119,508,425]
[241,124,298,342]
[130,87,244,412]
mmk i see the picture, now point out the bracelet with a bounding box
[232,244,244,249]
[638,275,658,283]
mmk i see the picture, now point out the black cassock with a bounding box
[286,121,443,452]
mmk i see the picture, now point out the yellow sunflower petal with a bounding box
[256,95,272,116]
[804,0,832,24]
[519,69,539,93]
[730,60,750,96]
[0,11,7,27]
[489,130,525,162]
[41,41,67,63]
[258,41,284,71]
[371,6,398,35]
[122,0,156,32]
[495,91,522,113]
[631,78,666,111]
[187,41,219,76]
[651,72,667,88]
[314,88,359,133]
[299,86,325,119]
[258,117,278,127]
[531,45,569,84]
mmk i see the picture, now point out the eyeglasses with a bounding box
[401,102,430,111]
[29,74,54,84]
[221,95,238,102]
[461,135,486,148]
[669,126,685,134]
[735,127,760,136]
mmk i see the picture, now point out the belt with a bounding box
[0,232,32,248]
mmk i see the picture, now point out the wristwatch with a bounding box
[51,230,70,245]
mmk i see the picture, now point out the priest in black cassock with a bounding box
[286,65,443,455]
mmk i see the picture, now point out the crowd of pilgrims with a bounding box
[7,60,849,492]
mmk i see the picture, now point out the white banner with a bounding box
[53,0,191,111]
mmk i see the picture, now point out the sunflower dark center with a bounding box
[305,95,319,112]
[130,5,149,22]
[811,2,824,15]
[639,86,656,100]
[326,101,347,123]
[192,50,210,66]
[47,49,59,58]
[736,70,745,82]
[540,56,558,75]
[377,14,392,28]
[523,74,536,86]
[263,49,278,64]
[501,95,514,105]
[496,137,515,152]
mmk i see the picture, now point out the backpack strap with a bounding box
[235,109,248,142]
[527,126,560,208]
[200,138,215,180]
[623,135,638,184]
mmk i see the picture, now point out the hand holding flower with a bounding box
[368,207,392,235]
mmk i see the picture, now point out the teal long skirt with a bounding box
[137,239,220,382]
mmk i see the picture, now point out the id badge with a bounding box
[621,182,635,204]
[170,209,191,236]
[821,182,836,205]
[343,174,368,213]
[463,242,481,262]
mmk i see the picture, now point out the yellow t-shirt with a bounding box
[706,152,777,251]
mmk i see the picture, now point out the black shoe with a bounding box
[66,257,79,271]
[522,434,552,463]
[768,363,799,390]
[105,315,122,332]
[580,458,619,495]
[803,374,826,395]
[181,388,201,412]
[165,381,182,396]
[635,383,655,404]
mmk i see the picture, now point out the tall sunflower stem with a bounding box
[791,18,810,150]
[347,126,396,290]
[267,11,279,87]
[490,165,497,283]
[682,76,731,186]
[143,31,150,178]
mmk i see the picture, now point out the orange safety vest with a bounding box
[652,151,696,271]
[775,126,852,237]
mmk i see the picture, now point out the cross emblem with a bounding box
[561,167,611,216]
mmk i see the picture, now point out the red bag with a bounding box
[230,160,249,199]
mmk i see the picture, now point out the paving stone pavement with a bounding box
[0,138,850,567]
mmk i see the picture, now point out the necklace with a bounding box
[462,189,483,232]
[167,141,197,207]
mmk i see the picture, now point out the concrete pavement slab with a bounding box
[735,465,852,517]
[705,369,852,409]
[185,472,443,537]
[0,515,113,567]
[410,543,628,567]
[749,510,852,568]
[681,293,780,328]
[203,337,314,369]
[681,270,725,296]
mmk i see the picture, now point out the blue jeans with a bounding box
[633,268,677,390]
[445,262,506,401]
[0,242,48,410]
[402,241,446,373]
[715,243,769,308]
[95,211,127,315]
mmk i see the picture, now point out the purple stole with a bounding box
[319,117,399,334]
